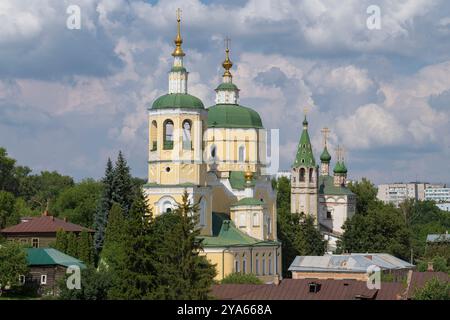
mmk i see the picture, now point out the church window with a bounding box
[242,257,247,273]
[182,120,192,150]
[210,145,217,159]
[238,145,245,162]
[267,216,272,235]
[165,167,171,172]
[199,199,206,226]
[300,168,305,182]
[252,212,259,227]
[239,213,246,228]
[151,120,157,151]
[326,211,332,219]
[163,119,174,150]
[255,257,260,275]
[262,257,266,275]
[234,258,240,273]
[309,168,314,182]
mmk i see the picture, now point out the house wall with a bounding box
[26,265,67,296]
[291,271,368,281]
[5,234,56,248]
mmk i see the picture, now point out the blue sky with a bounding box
[0,0,449,184]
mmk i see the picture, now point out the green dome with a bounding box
[216,82,239,91]
[151,93,204,110]
[333,161,347,174]
[207,104,263,129]
[320,147,331,162]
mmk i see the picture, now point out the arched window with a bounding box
[159,196,175,214]
[268,254,273,275]
[163,119,174,150]
[242,256,247,274]
[199,198,206,226]
[150,120,157,151]
[238,145,245,162]
[234,256,240,273]
[255,255,260,275]
[309,168,314,182]
[262,256,266,275]
[299,168,305,182]
[210,145,217,160]
[252,212,259,227]
[162,201,173,213]
[182,120,192,150]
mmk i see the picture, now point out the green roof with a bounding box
[231,197,264,207]
[229,171,255,190]
[293,119,316,167]
[320,146,331,162]
[216,82,239,91]
[151,93,205,110]
[319,175,354,196]
[207,104,263,129]
[170,66,187,73]
[333,161,347,174]
[199,213,279,247]
[26,248,86,269]
[143,182,196,188]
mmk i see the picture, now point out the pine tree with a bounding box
[151,191,216,300]
[99,203,126,273]
[108,190,154,299]
[54,229,68,253]
[78,230,93,266]
[112,151,134,215]
[93,158,115,257]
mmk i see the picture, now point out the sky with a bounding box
[0,0,449,184]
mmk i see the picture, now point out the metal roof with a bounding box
[426,233,450,242]
[1,215,93,234]
[288,253,414,273]
[26,248,86,269]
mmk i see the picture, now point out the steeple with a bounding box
[215,37,240,104]
[333,145,347,186]
[168,8,188,94]
[320,127,331,176]
[293,113,316,168]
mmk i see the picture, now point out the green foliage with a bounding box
[93,158,115,257]
[347,178,379,214]
[78,230,94,266]
[53,230,68,253]
[52,179,102,228]
[111,151,134,214]
[412,278,450,300]
[66,232,78,258]
[59,267,112,300]
[0,242,28,294]
[337,204,411,260]
[221,273,263,284]
[151,192,216,300]
[0,191,16,229]
[417,256,449,273]
[53,230,94,266]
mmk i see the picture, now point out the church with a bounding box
[290,117,356,252]
[144,12,281,283]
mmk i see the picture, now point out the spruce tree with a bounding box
[151,191,216,300]
[54,229,68,253]
[93,158,115,257]
[78,230,93,266]
[108,189,154,299]
[112,151,134,215]
[66,232,78,258]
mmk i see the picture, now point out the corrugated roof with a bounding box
[426,233,450,242]
[26,248,86,269]
[211,279,404,300]
[289,253,414,273]
[0,215,93,234]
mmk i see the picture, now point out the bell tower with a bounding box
[291,112,319,221]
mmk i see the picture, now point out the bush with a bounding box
[221,273,263,285]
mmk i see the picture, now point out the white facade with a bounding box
[377,183,428,206]
[437,203,450,212]
[425,186,450,203]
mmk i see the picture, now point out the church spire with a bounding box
[168,8,188,94]
[293,112,316,168]
[215,37,240,105]
[320,127,331,176]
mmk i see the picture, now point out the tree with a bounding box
[337,204,411,260]
[59,267,112,300]
[99,203,126,273]
[107,189,154,299]
[78,230,94,266]
[412,278,450,300]
[0,191,16,229]
[0,148,19,194]
[111,151,134,215]
[347,178,379,215]
[150,191,216,300]
[0,242,28,296]
[53,229,69,253]
[52,179,102,228]
[221,273,263,284]
[66,232,78,258]
[93,158,115,257]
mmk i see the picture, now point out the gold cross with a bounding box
[225,37,231,50]
[335,145,342,161]
[303,106,309,115]
[176,8,182,21]
[321,127,330,147]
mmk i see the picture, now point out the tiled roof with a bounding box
[26,248,86,269]
[1,215,93,234]
[199,212,279,248]
[288,253,414,273]
[211,279,404,300]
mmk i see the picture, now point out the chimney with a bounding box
[64,217,68,222]
[366,255,373,261]
[42,210,49,216]
[427,262,434,272]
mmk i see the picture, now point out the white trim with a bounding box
[40,274,47,285]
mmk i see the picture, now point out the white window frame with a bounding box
[19,275,25,285]
[32,238,39,248]
[40,274,47,285]
[239,213,246,228]
[234,258,240,273]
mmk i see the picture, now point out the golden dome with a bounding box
[244,167,253,182]
[172,9,185,57]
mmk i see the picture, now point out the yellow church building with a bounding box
[143,12,281,283]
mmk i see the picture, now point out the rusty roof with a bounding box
[0,215,93,234]
[211,279,405,300]
[406,272,449,299]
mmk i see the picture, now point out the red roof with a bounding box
[406,271,449,299]
[0,215,93,234]
[211,279,405,300]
